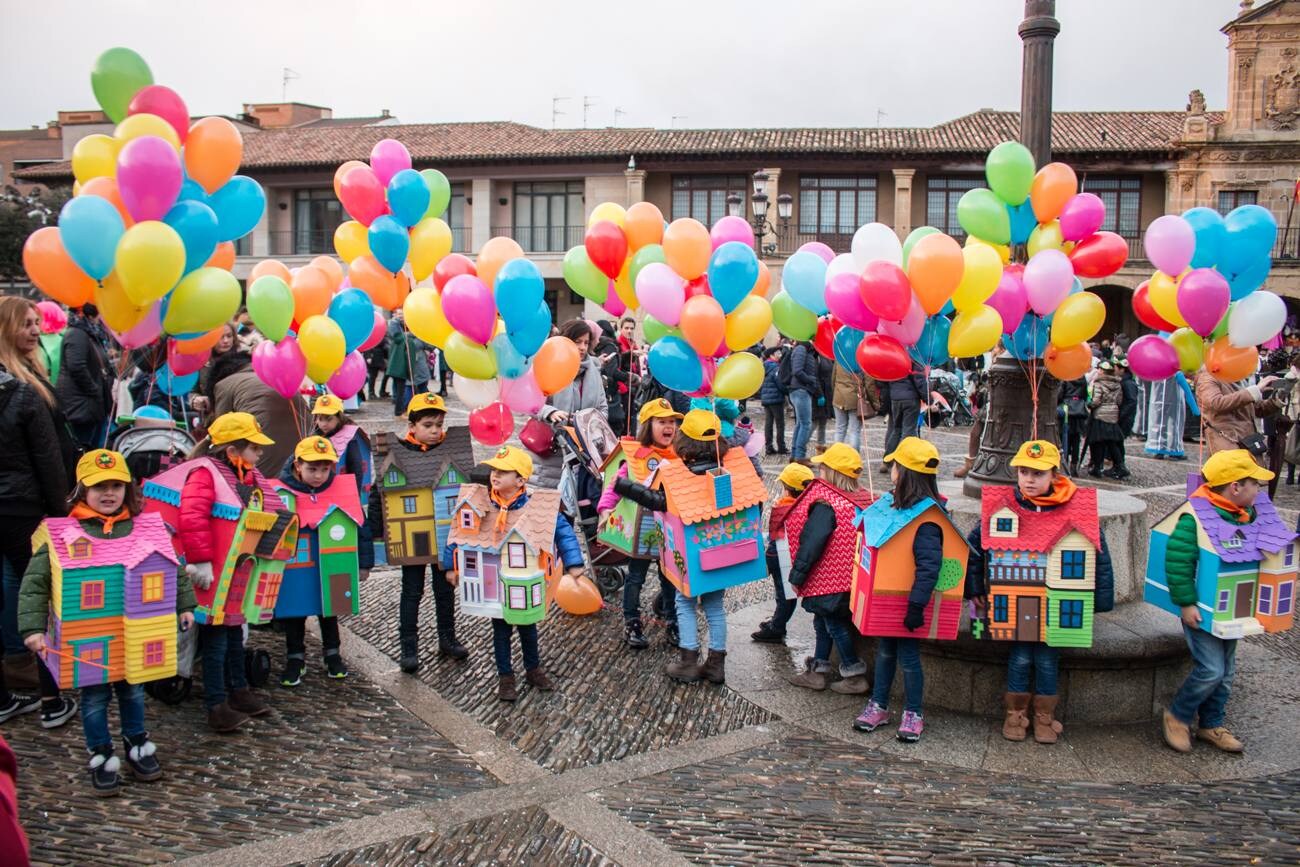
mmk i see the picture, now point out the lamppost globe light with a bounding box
[752,170,769,198]
[776,193,793,221]
[726,192,743,219]
[752,191,769,221]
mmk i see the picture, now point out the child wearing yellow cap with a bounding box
[311,393,374,506]
[20,450,196,796]
[751,463,814,644]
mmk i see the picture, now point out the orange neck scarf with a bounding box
[648,443,677,461]
[404,431,444,451]
[1191,484,1252,524]
[69,503,130,535]
[1024,475,1077,508]
[490,486,525,534]
[227,455,254,485]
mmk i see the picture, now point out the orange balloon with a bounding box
[1030,162,1078,224]
[533,336,581,395]
[663,218,711,281]
[310,255,345,292]
[291,265,332,322]
[349,255,403,310]
[80,177,133,227]
[205,241,235,271]
[554,572,602,615]
[624,201,665,251]
[1205,336,1259,384]
[476,236,524,289]
[249,259,292,285]
[679,295,726,357]
[751,260,772,297]
[1044,342,1092,380]
[175,327,224,354]
[184,117,242,194]
[907,233,964,315]
[333,160,367,201]
[392,269,411,310]
[22,227,97,307]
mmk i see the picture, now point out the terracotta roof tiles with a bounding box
[656,449,766,525]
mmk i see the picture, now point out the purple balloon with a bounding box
[1126,334,1179,382]
[987,270,1029,334]
[1023,249,1074,316]
[825,272,879,332]
[327,351,368,400]
[709,215,754,250]
[1058,193,1106,243]
[369,138,412,187]
[796,241,836,264]
[116,135,182,222]
[252,338,307,399]
[1177,267,1231,338]
[1144,215,1197,278]
[441,274,496,345]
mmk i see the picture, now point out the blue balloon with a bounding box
[940,298,956,315]
[910,315,951,367]
[59,196,124,281]
[707,241,760,314]
[833,326,865,374]
[1002,313,1052,360]
[1007,200,1037,246]
[156,364,198,396]
[328,288,374,354]
[1227,256,1271,300]
[177,177,209,206]
[507,301,551,357]
[163,200,220,275]
[208,175,266,243]
[387,169,431,228]
[782,251,829,315]
[1221,205,1277,275]
[368,215,410,273]
[495,258,545,328]
[647,335,703,393]
[1069,276,1084,296]
[1183,206,1227,270]
[491,333,528,379]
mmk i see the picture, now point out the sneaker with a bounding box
[280,658,306,688]
[853,700,891,732]
[122,732,163,782]
[750,621,787,644]
[40,696,78,729]
[897,710,925,743]
[87,746,121,798]
[625,618,649,650]
[325,655,349,680]
[1197,726,1244,753]
[0,693,40,724]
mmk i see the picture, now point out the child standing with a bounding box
[311,394,373,504]
[760,347,788,456]
[751,463,813,644]
[20,450,195,795]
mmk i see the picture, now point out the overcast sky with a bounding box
[3,1,1238,131]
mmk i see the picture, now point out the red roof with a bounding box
[980,486,1101,553]
[277,476,363,530]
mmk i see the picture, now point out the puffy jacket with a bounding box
[1195,372,1280,457]
[882,371,926,405]
[832,366,881,416]
[1089,375,1122,423]
[789,343,820,394]
[1164,496,1255,608]
[909,523,944,606]
[386,321,431,383]
[444,490,583,569]
[0,367,70,519]
[540,356,608,422]
[277,462,374,570]
[759,359,785,404]
[212,367,310,476]
[176,458,274,565]
[1118,371,1140,436]
[56,316,112,426]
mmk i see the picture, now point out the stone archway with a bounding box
[1089,283,1142,344]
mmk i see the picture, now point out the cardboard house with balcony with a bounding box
[272,474,364,620]
[374,427,474,567]
[447,485,562,625]
[33,512,181,690]
[597,437,669,559]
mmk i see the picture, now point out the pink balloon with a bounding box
[879,295,926,346]
[602,281,626,316]
[796,241,836,264]
[634,262,687,326]
[327,351,367,400]
[369,139,412,187]
[441,274,496,345]
[1144,215,1196,278]
[166,339,210,376]
[1177,268,1231,337]
[35,301,66,334]
[1058,193,1105,243]
[252,338,307,399]
[687,358,716,398]
[500,371,545,414]
[825,272,877,332]
[337,165,388,227]
[116,135,182,222]
[987,269,1029,334]
[1022,249,1074,316]
[468,401,515,446]
[710,216,755,250]
[1126,334,1180,382]
[108,302,162,349]
[359,309,386,352]
[127,85,190,143]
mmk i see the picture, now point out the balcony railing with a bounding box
[491,225,583,253]
[268,229,334,257]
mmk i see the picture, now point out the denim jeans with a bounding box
[80,681,145,750]
[833,407,862,452]
[200,624,247,709]
[1006,641,1060,695]
[762,402,786,451]
[399,564,457,655]
[675,589,726,652]
[622,558,676,624]
[1169,625,1237,728]
[491,619,539,675]
[884,400,920,458]
[813,612,867,676]
[0,516,42,657]
[281,616,341,661]
[789,389,814,459]
[765,553,796,632]
[391,378,412,415]
[871,636,923,713]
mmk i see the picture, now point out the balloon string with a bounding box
[862,373,875,501]
[1029,320,1041,441]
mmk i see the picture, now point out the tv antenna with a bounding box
[614,106,626,127]
[583,95,599,128]
[876,108,888,128]
[671,115,688,128]
[552,96,570,129]
[282,67,300,102]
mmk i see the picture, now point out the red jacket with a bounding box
[0,733,29,866]
[179,469,218,564]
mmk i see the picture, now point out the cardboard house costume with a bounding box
[597,437,668,559]
[272,474,364,620]
[783,479,875,599]
[373,427,474,568]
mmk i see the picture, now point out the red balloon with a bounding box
[127,85,190,143]
[585,220,629,280]
[1132,280,1177,332]
[859,261,913,322]
[684,274,712,299]
[856,333,912,382]
[468,401,514,446]
[166,339,210,376]
[337,165,388,227]
[1068,231,1128,279]
[813,316,840,360]
[433,253,477,291]
[359,309,387,352]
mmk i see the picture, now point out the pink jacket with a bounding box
[597,465,628,513]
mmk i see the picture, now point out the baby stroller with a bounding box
[143,619,273,706]
[108,406,198,481]
[928,370,974,427]
[553,408,627,598]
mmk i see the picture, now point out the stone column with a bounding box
[1018,0,1060,167]
[891,169,915,238]
[470,177,492,252]
[759,167,782,255]
[625,169,647,205]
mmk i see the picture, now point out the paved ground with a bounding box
[10,394,1300,865]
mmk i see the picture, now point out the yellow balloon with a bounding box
[72,134,119,183]
[299,314,347,383]
[949,304,1003,357]
[1027,220,1065,258]
[712,352,764,400]
[1148,269,1188,328]
[1168,327,1205,375]
[1050,291,1106,348]
[951,243,1002,311]
[96,272,151,333]
[613,259,637,310]
[724,296,773,351]
[409,217,453,282]
[405,288,454,349]
[443,331,497,380]
[116,221,185,305]
[588,202,627,229]
[114,113,181,152]
[334,221,370,264]
[965,234,1010,265]
[163,267,241,334]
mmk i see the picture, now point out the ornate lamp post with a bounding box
[727,171,792,255]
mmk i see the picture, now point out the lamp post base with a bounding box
[964,356,1062,497]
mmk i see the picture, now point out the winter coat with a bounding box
[56,315,112,426]
[813,356,835,421]
[1089,375,1122,424]
[1195,372,1280,457]
[0,366,70,519]
[789,343,821,394]
[1165,496,1258,607]
[881,371,926,406]
[212,367,309,476]
[443,489,584,570]
[541,355,608,423]
[832,367,880,417]
[385,320,431,384]
[276,462,374,570]
[1060,377,1089,417]
[760,359,785,405]
[908,522,945,607]
[1118,372,1140,436]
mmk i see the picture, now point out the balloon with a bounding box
[752,259,772,298]
[246,275,294,342]
[796,241,836,265]
[560,244,608,303]
[409,217,452,281]
[1050,292,1105,348]
[1026,220,1066,258]
[348,255,404,310]
[328,288,375,354]
[679,295,727,357]
[906,233,963,315]
[420,169,451,220]
[1141,214,1195,277]
[602,288,626,317]
[252,338,308,399]
[987,268,1028,334]
[72,134,119,183]
[96,272,150,332]
[299,315,347,383]
[59,195,124,281]
[338,165,388,227]
[22,227,97,307]
[386,169,431,228]
[911,314,952,367]
[782,251,830,315]
[724,295,773,351]
[291,265,333,323]
[208,176,265,242]
[859,260,912,322]
[107,301,161,349]
[115,135,181,222]
[476,236,524,290]
[1183,207,1228,270]
[1228,290,1287,348]
[452,373,501,410]
[771,290,818,340]
[326,351,367,400]
[1003,313,1051,361]
[957,189,1011,245]
[1058,193,1105,243]
[1030,162,1078,223]
[1221,205,1278,275]
[91,47,153,123]
[966,235,1011,265]
[127,84,188,143]
[832,326,864,374]
[851,222,904,269]
[633,262,685,325]
[647,335,703,393]
[115,221,185,305]
[710,215,754,250]
[585,220,628,280]
[642,314,679,345]
[712,352,763,400]
[951,243,1002,312]
[307,256,343,292]
[707,241,760,314]
[879,296,927,346]
[825,272,877,332]
[183,116,242,194]
[1133,280,1178,331]
[370,139,412,187]
[155,364,198,397]
[163,267,240,334]
[507,301,551,357]
[1023,249,1074,316]
[856,333,911,382]
[624,202,665,251]
[1168,328,1205,376]
[1228,256,1271,301]
[160,200,219,276]
[663,218,712,280]
[490,333,528,379]
[534,336,582,394]
[35,302,67,335]
[494,258,545,328]
[360,309,387,352]
[433,253,476,290]
[1044,342,1092,380]
[985,141,1035,205]
[628,243,666,290]
[115,113,180,153]
[555,572,602,616]
[467,401,514,447]
[1068,231,1128,278]
[1007,201,1037,246]
[332,161,366,201]
[682,275,710,300]
[943,304,999,358]
[500,372,545,415]
[167,340,210,377]
[1176,268,1231,337]
[368,215,410,273]
[900,228,939,269]
[333,220,370,263]
[1148,270,1189,329]
[404,288,453,348]
[441,275,496,345]
[1205,336,1259,383]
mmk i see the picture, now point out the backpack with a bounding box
[777,350,795,389]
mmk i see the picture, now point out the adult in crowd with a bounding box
[1145,372,1195,462]
[787,340,821,462]
[1058,375,1089,476]
[55,304,114,451]
[209,350,309,475]
[385,309,430,417]
[598,320,641,437]
[831,365,879,453]
[129,344,191,426]
[811,354,834,452]
[760,346,788,455]
[881,365,926,473]
[1087,361,1128,479]
[535,319,609,490]
[1195,366,1282,465]
[1117,358,1140,440]
[190,321,240,424]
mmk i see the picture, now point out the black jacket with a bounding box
[882,371,927,405]
[0,367,70,519]
[788,502,834,587]
[1118,371,1140,437]
[56,316,113,426]
[909,522,944,605]
[614,453,722,512]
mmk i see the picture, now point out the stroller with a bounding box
[927,370,975,428]
[108,406,198,481]
[552,408,627,598]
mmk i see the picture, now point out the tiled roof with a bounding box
[1190,491,1294,562]
[376,427,474,489]
[274,475,363,529]
[294,116,399,129]
[981,486,1101,552]
[47,512,179,569]
[448,485,560,554]
[657,449,766,525]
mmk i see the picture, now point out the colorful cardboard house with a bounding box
[974,486,1102,647]
[849,493,969,640]
[447,485,562,625]
[654,448,766,598]
[1146,483,1296,639]
[272,474,364,620]
[33,512,181,689]
[143,458,299,627]
[374,427,474,567]
[597,438,668,559]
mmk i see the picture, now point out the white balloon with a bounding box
[1227,290,1286,349]
[851,222,904,270]
[452,373,500,410]
[825,253,859,282]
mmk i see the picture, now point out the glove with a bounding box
[187,562,215,591]
[816,397,826,407]
[903,602,925,632]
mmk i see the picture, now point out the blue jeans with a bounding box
[1169,625,1237,728]
[80,681,145,750]
[789,389,814,459]
[813,612,866,676]
[675,589,726,652]
[765,553,796,632]
[1,553,23,657]
[200,624,247,709]
[491,619,540,675]
[1006,642,1060,695]
[391,378,413,415]
[622,558,676,624]
[871,637,923,714]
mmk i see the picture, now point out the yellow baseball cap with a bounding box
[680,409,721,442]
[312,394,343,416]
[76,449,131,487]
[294,436,339,463]
[1010,439,1061,471]
[638,398,683,426]
[209,412,274,446]
[777,463,814,492]
[483,444,534,478]
[1203,449,1275,486]
[811,443,864,479]
[406,392,446,417]
[883,436,940,475]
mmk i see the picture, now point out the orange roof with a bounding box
[656,449,765,525]
[448,485,560,554]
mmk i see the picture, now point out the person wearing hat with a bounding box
[751,463,814,644]
[1086,360,1128,480]
[964,440,1114,745]
[1160,449,1275,755]
[596,398,683,650]
[781,445,873,694]
[310,393,374,505]
[20,450,196,795]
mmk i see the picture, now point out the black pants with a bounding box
[491,619,539,675]
[1060,412,1086,467]
[885,399,921,458]
[762,402,786,451]
[766,552,797,632]
[281,616,341,661]
[1090,439,1124,472]
[400,564,457,655]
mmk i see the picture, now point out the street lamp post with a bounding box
[727,171,792,256]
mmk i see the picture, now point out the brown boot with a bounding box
[525,668,554,691]
[787,657,829,691]
[665,648,702,683]
[1163,710,1191,753]
[207,702,250,733]
[700,650,726,685]
[497,674,518,702]
[954,456,974,479]
[228,688,270,718]
[1031,695,1063,744]
[829,674,869,695]
[1002,692,1031,741]
[3,653,40,691]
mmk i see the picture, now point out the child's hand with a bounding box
[1180,605,1201,628]
[24,633,46,653]
[359,569,369,582]
[566,566,586,579]
[179,612,195,631]
[446,570,459,588]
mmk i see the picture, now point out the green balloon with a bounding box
[902,226,940,269]
[985,141,1035,206]
[643,313,681,344]
[629,244,666,292]
[957,188,1011,246]
[563,245,608,303]
[91,47,154,123]
[771,290,817,341]
[247,275,294,343]
[163,267,240,335]
[1210,302,1233,341]
[420,169,451,220]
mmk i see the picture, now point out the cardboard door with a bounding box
[1016,595,1040,642]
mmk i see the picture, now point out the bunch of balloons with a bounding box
[1127,205,1283,384]
[21,47,266,396]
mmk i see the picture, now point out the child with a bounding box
[596,398,683,649]
[964,440,1113,744]
[275,436,371,686]
[760,347,787,456]
[20,450,195,795]
[751,462,813,643]
[311,394,373,503]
